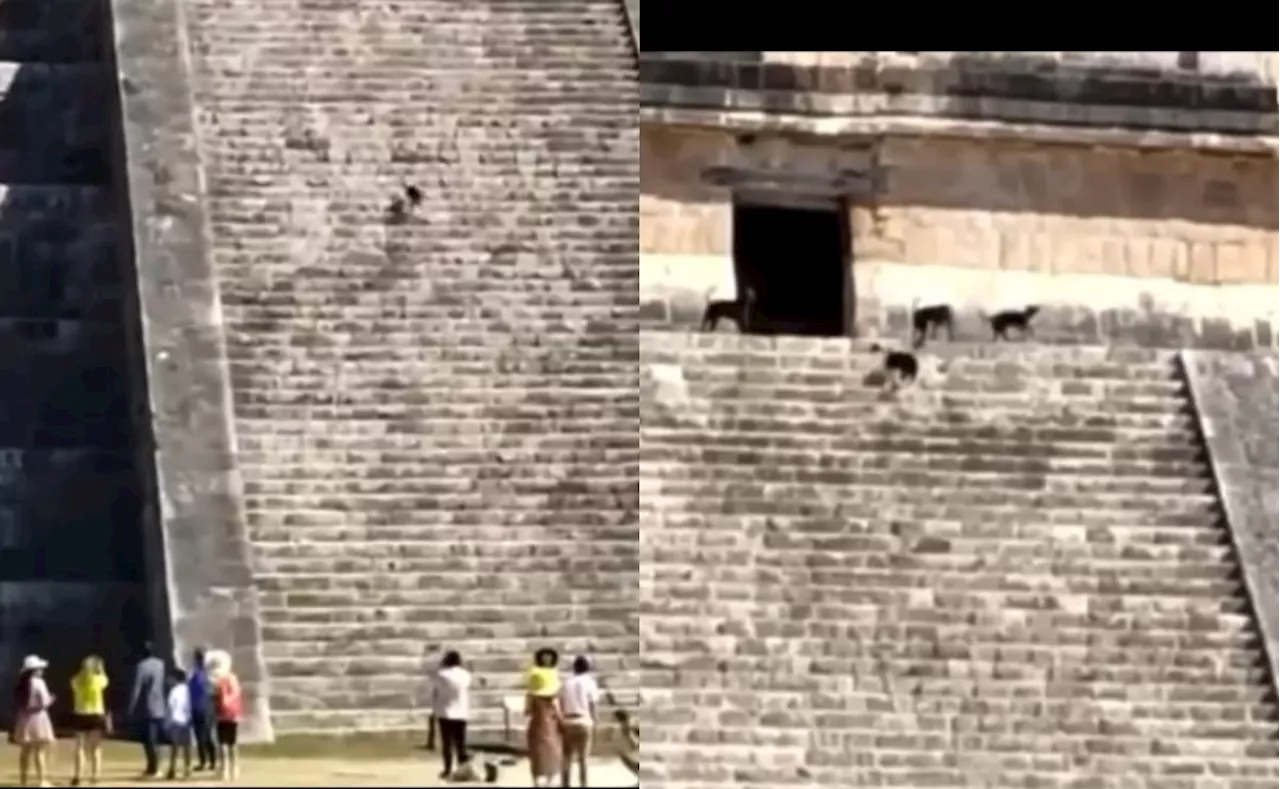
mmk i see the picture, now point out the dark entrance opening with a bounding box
[732,201,849,337]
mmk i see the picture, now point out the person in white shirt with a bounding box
[559,656,601,788]
[431,651,472,780]
[164,670,193,779]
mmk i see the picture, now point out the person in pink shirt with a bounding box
[11,654,56,787]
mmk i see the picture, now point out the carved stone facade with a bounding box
[640,51,1279,349]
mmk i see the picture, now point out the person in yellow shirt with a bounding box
[69,655,110,786]
[524,648,564,788]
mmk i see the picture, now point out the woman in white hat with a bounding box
[11,654,56,787]
[204,650,243,782]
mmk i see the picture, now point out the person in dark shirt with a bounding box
[187,648,218,772]
[127,642,167,778]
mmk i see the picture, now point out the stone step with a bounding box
[650,532,1239,571]
[650,699,1280,737]
[643,636,1267,673]
[259,618,638,658]
[0,311,128,346]
[253,551,636,577]
[642,748,1279,786]
[255,581,636,609]
[0,31,102,64]
[0,540,147,581]
[649,509,1222,539]
[669,373,1187,397]
[0,580,149,671]
[648,535,1239,572]
[227,342,639,369]
[671,434,1204,462]
[647,408,1196,433]
[650,475,1218,504]
[644,615,1262,655]
[677,361,1184,389]
[264,595,639,629]
[245,505,633,534]
[736,692,1276,724]
[0,328,131,445]
[646,697,1278,737]
[251,650,634,687]
[240,481,629,504]
[206,184,637,215]
[650,572,1247,610]
[0,0,103,29]
[645,424,1200,452]
[0,63,111,182]
[646,675,1273,714]
[0,183,113,219]
[651,506,1223,531]
[0,0,106,63]
[260,644,639,683]
[217,303,640,328]
[649,552,1244,587]
[237,444,637,471]
[643,457,1210,490]
[675,391,1182,414]
[643,331,1176,365]
[648,451,1208,481]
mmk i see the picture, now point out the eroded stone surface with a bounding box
[641,331,1278,788]
[638,52,1279,136]
[111,0,273,739]
[1181,350,1280,679]
[170,0,641,734]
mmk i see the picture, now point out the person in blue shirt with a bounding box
[187,648,218,773]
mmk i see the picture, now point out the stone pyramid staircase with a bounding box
[181,0,639,732]
[0,0,152,714]
[641,332,1279,788]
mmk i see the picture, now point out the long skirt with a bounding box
[525,696,563,778]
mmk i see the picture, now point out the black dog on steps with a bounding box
[986,305,1040,341]
[701,287,756,333]
[871,344,919,387]
[911,301,954,348]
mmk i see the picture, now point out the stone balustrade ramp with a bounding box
[1181,350,1280,683]
[641,331,1279,788]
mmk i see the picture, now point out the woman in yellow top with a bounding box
[69,656,110,786]
[524,648,564,788]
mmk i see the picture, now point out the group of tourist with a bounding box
[430,646,603,788]
[8,643,243,786]
[9,642,607,787]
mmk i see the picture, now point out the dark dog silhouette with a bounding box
[871,343,919,387]
[911,301,953,348]
[987,305,1040,341]
[701,287,756,333]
